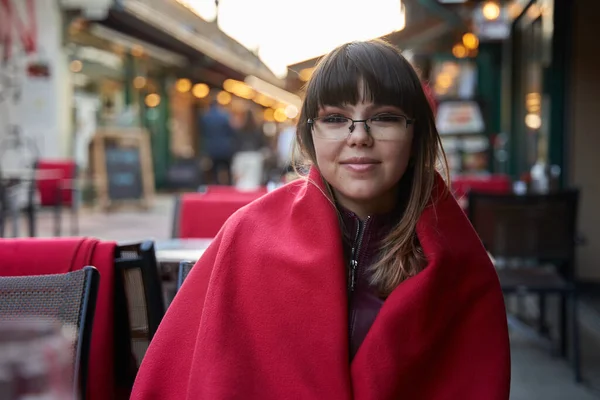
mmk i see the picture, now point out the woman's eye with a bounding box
[322,116,348,124]
[371,114,404,123]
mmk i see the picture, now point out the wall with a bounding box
[0,0,70,166]
[569,0,600,280]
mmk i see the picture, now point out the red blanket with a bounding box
[132,169,510,400]
[0,237,116,400]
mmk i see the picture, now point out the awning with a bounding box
[244,75,302,109]
[119,0,284,87]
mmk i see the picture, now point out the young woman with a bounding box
[132,39,510,400]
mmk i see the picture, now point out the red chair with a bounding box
[30,159,78,236]
[172,191,265,238]
[0,238,165,399]
[0,238,116,400]
[199,185,268,195]
[451,174,512,209]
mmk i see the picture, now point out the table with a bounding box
[155,238,212,263]
[155,238,212,305]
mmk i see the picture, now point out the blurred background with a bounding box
[1,0,599,399]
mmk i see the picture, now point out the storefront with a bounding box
[500,0,569,182]
[65,19,191,187]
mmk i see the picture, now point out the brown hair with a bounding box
[295,39,448,296]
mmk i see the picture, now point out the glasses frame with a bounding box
[307,114,415,137]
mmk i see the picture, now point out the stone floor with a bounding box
[4,194,600,399]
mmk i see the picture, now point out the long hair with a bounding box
[295,39,448,296]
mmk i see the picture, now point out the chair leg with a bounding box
[0,208,4,238]
[571,291,582,382]
[54,204,62,237]
[560,294,568,358]
[26,179,36,237]
[538,294,550,336]
[9,189,20,237]
[71,205,78,236]
[26,203,36,237]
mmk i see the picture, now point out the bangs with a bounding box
[304,41,421,118]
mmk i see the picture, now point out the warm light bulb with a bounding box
[217,91,232,105]
[192,83,210,99]
[482,1,501,21]
[263,108,275,122]
[69,60,83,73]
[285,105,299,119]
[462,33,479,50]
[176,78,192,93]
[133,76,147,89]
[145,93,160,108]
[273,108,287,123]
[452,44,468,59]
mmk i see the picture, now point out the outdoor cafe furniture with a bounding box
[154,238,212,305]
[468,189,582,382]
[0,238,116,400]
[113,240,165,375]
[0,237,166,399]
[177,260,195,292]
[32,159,79,236]
[172,189,266,239]
[0,160,77,238]
[451,174,512,209]
[0,266,99,399]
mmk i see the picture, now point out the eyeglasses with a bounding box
[307,113,414,141]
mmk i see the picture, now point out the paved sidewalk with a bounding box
[5,194,600,399]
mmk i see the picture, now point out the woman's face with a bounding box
[312,95,414,218]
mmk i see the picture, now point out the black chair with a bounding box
[176,260,195,292]
[113,240,165,371]
[468,190,581,382]
[0,266,100,399]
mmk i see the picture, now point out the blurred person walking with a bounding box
[231,110,267,190]
[198,99,236,185]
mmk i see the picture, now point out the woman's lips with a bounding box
[341,163,379,173]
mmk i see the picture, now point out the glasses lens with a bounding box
[312,117,351,139]
[369,115,408,140]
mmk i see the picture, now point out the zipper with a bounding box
[348,216,369,293]
[348,216,370,356]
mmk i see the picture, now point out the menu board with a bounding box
[92,128,155,210]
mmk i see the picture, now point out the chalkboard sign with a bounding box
[105,145,144,200]
[92,128,155,210]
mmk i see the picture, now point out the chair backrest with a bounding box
[113,240,165,369]
[35,159,77,207]
[0,266,99,399]
[468,190,580,274]
[451,174,512,202]
[176,191,264,238]
[177,260,195,292]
